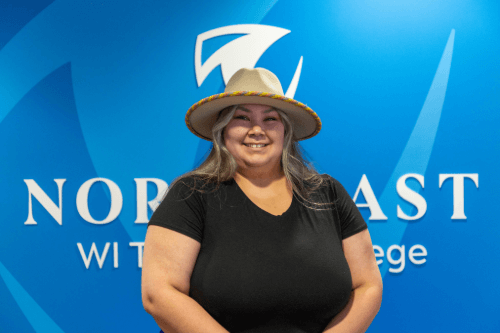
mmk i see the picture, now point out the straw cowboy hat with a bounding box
[185,67,321,141]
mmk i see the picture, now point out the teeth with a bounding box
[246,144,266,148]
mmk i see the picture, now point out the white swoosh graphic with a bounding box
[370,29,455,277]
[195,24,290,87]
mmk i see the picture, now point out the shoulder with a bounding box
[170,175,206,191]
[161,175,205,204]
[166,175,228,200]
[295,174,338,208]
[324,174,344,189]
[313,174,352,202]
[319,174,347,188]
[313,174,340,192]
[150,176,209,222]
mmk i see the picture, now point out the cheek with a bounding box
[274,125,285,144]
[224,127,243,148]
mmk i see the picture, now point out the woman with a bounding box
[142,68,382,333]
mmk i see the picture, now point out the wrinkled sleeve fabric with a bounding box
[147,177,205,243]
[328,175,368,239]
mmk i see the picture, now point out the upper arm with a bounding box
[329,175,378,289]
[142,225,201,303]
[342,229,382,291]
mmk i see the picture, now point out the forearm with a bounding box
[144,286,229,333]
[322,283,382,333]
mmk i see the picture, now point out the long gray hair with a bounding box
[167,104,328,206]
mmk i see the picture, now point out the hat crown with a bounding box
[224,68,284,95]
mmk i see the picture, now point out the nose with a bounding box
[248,125,264,137]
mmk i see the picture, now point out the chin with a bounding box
[243,158,278,168]
[243,161,268,168]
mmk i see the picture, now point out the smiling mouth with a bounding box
[243,143,268,148]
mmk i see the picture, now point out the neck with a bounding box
[234,164,285,187]
[234,164,285,183]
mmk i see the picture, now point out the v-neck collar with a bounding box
[231,179,296,218]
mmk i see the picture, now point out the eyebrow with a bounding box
[236,106,277,113]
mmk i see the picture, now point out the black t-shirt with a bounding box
[148,175,368,333]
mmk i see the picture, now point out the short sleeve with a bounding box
[328,176,368,239]
[148,177,205,243]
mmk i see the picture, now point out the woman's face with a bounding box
[224,104,285,174]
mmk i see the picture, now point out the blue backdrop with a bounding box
[1,0,498,332]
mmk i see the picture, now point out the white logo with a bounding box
[194,24,303,98]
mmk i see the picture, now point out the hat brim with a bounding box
[186,91,321,141]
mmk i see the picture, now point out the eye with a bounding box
[265,117,278,121]
[234,115,249,120]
